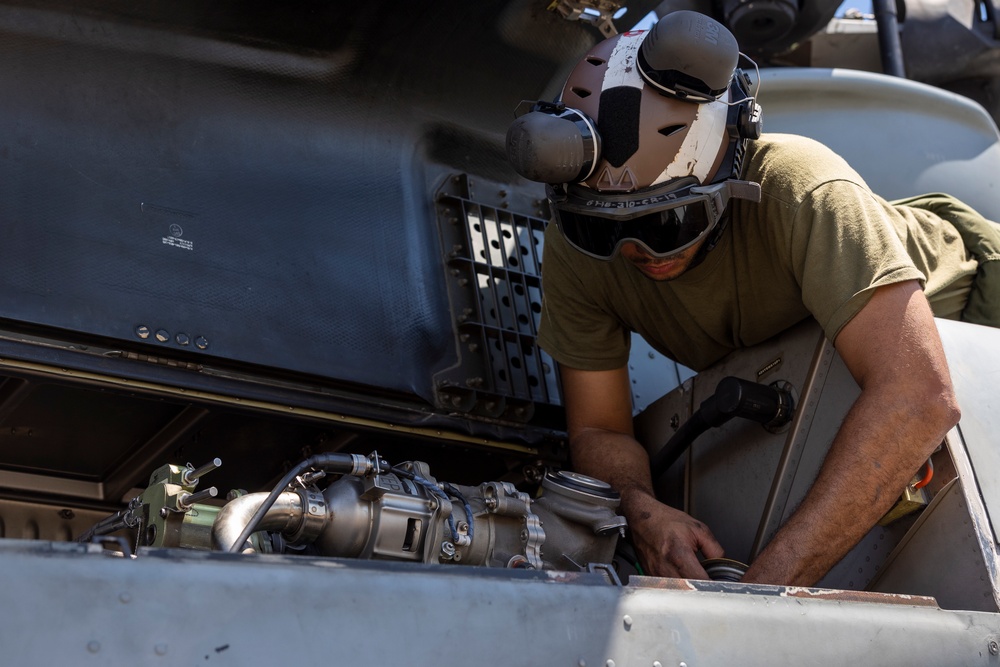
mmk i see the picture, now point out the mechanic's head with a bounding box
[506,11,762,278]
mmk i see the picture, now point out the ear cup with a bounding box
[506,108,601,184]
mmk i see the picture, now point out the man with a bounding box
[506,11,999,586]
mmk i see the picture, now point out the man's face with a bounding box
[619,238,708,281]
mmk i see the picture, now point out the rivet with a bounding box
[87,641,101,654]
[606,660,616,667]
[622,615,633,630]
[135,325,150,339]
[119,592,132,604]
[155,329,169,343]
[154,643,168,656]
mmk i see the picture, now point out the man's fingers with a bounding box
[665,536,711,580]
[695,524,725,560]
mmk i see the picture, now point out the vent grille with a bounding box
[433,174,560,423]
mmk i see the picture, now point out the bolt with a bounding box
[989,640,999,656]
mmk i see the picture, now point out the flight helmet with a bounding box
[506,11,762,261]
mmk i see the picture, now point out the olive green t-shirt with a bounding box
[537,133,991,372]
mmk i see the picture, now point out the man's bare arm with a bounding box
[743,280,960,585]
[561,364,724,578]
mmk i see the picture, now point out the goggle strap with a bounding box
[728,179,762,203]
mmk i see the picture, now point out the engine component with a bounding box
[208,456,625,571]
[79,459,222,550]
[702,557,749,582]
[84,453,626,573]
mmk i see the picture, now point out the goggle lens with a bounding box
[556,201,712,260]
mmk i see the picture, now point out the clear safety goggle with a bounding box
[551,178,761,260]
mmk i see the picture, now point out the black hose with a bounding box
[872,0,906,78]
[649,377,793,480]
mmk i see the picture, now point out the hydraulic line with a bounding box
[649,376,793,480]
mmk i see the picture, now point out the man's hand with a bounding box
[622,488,724,579]
[559,364,723,579]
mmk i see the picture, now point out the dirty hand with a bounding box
[625,491,724,579]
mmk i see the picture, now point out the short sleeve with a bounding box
[536,225,632,371]
[791,180,925,341]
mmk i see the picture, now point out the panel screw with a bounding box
[135,325,150,339]
[989,640,999,655]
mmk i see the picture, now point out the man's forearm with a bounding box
[744,382,959,586]
[570,427,658,519]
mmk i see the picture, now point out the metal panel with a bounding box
[1,541,999,665]
[936,320,1000,539]
[871,479,997,612]
[756,68,1000,220]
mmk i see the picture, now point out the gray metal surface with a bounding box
[871,479,997,612]
[755,68,1000,220]
[1,540,999,665]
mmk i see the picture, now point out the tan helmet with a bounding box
[565,34,731,192]
[506,11,760,193]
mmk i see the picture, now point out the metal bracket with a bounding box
[547,0,622,37]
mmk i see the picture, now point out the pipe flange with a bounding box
[285,488,328,544]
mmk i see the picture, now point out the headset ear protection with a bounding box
[506,101,602,184]
[506,11,762,186]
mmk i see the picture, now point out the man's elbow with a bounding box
[917,376,962,441]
